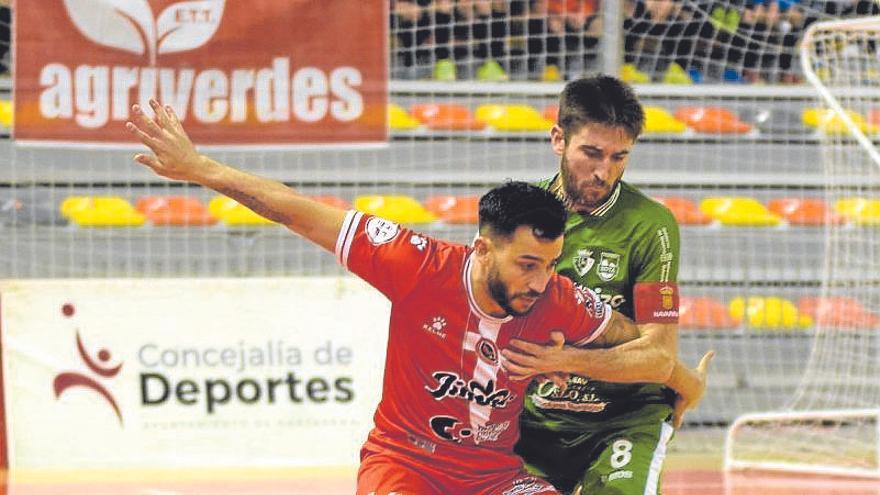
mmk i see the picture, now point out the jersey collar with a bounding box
[463,253,513,324]
[549,176,621,218]
[589,182,621,217]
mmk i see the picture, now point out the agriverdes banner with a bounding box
[14,1,387,146]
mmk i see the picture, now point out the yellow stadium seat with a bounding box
[643,106,687,134]
[388,104,421,130]
[699,197,781,226]
[729,296,813,330]
[60,196,145,227]
[475,104,554,131]
[354,195,436,224]
[801,108,878,135]
[209,196,275,226]
[835,198,880,225]
[0,100,13,128]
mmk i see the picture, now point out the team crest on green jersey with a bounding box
[597,252,621,281]
[573,249,594,277]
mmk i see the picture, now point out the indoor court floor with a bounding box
[4,464,880,495]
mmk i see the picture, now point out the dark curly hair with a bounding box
[479,181,567,241]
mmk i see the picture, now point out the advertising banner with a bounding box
[0,278,390,469]
[14,1,388,146]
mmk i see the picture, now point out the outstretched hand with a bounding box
[126,99,213,183]
[672,350,715,429]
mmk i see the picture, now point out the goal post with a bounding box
[724,15,880,478]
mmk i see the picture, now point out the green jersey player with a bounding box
[504,76,712,495]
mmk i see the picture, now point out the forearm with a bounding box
[561,338,674,383]
[199,156,344,251]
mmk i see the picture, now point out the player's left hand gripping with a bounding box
[672,350,715,429]
[501,331,569,381]
[126,99,205,182]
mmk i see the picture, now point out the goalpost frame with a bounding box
[799,15,880,169]
[724,409,880,478]
[724,14,880,478]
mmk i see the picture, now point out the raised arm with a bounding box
[126,99,345,252]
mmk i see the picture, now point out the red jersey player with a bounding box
[127,99,710,495]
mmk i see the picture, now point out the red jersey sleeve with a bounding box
[334,210,433,300]
[552,277,613,346]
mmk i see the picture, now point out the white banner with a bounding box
[0,278,390,469]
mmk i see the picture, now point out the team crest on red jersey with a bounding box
[365,217,400,245]
[476,338,499,365]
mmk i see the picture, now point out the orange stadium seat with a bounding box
[61,196,145,227]
[354,195,436,224]
[542,105,559,123]
[136,196,217,226]
[409,103,486,131]
[700,197,781,226]
[309,195,350,210]
[798,296,880,329]
[424,195,479,224]
[208,196,276,226]
[869,108,880,126]
[653,197,712,225]
[679,297,739,329]
[767,198,844,226]
[729,296,813,330]
[475,104,554,131]
[674,106,752,134]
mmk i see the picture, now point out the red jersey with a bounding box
[336,211,611,477]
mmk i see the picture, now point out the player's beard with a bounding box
[487,262,542,317]
[559,155,617,214]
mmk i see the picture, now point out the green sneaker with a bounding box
[477,59,508,82]
[709,7,726,31]
[433,59,456,81]
[724,9,741,32]
[662,62,693,85]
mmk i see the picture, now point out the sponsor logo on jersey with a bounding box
[425,371,514,408]
[573,284,596,316]
[634,282,679,322]
[502,476,551,495]
[573,249,595,277]
[476,338,498,365]
[406,432,437,454]
[597,252,621,281]
[365,217,400,245]
[608,470,634,482]
[410,234,428,251]
[474,420,511,444]
[594,287,627,310]
[422,316,447,339]
[428,415,510,444]
[529,375,607,413]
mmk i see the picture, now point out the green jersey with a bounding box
[522,178,681,429]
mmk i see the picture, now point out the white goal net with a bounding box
[725,14,880,476]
